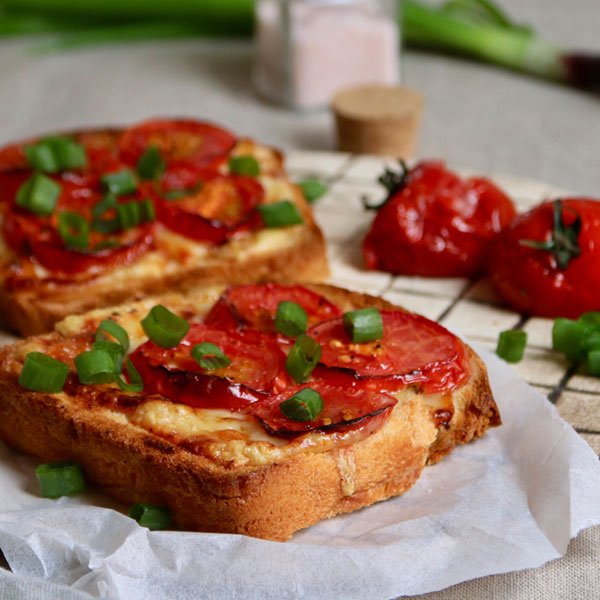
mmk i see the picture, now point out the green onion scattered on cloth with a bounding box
[0,0,598,92]
[553,313,600,376]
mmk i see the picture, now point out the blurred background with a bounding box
[0,0,598,192]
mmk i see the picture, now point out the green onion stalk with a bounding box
[402,0,600,92]
[0,0,598,92]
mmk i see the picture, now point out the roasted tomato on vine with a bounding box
[363,161,516,277]
[488,198,600,318]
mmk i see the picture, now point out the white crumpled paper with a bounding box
[0,344,599,600]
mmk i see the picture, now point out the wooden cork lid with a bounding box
[332,85,424,158]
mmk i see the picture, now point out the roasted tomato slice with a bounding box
[204,284,343,332]
[29,225,154,275]
[0,170,30,203]
[250,382,397,436]
[363,161,516,278]
[0,144,25,171]
[488,198,600,318]
[0,130,123,182]
[130,324,288,410]
[2,177,155,275]
[155,175,263,244]
[309,311,468,393]
[118,119,236,169]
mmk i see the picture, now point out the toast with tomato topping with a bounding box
[0,120,328,336]
[0,283,500,540]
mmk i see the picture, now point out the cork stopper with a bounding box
[332,85,424,158]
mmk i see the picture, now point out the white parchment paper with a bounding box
[0,345,599,600]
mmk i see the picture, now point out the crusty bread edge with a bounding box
[0,128,329,336]
[0,284,500,541]
[1,219,329,336]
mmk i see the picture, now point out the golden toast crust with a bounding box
[0,284,499,540]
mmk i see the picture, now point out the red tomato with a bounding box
[130,325,288,410]
[488,198,600,318]
[155,175,264,244]
[250,382,396,435]
[363,161,516,277]
[160,162,221,192]
[0,143,25,171]
[0,171,29,203]
[204,283,343,332]
[29,226,154,275]
[309,311,469,393]
[118,119,236,169]
[2,177,155,275]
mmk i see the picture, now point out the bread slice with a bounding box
[0,126,328,336]
[0,284,500,541]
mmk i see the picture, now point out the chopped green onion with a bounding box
[101,169,137,195]
[15,174,61,216]
[24,137,87,173]
[552,313,600,377]
[53,138,87,170]
[275,301,308,337]
[24,141,59,173]
[18,352,69,393]
[164,187,194,200]
[116,199,155,229]
[92,239,120,251]
[228,155,260,176]
[91,193,120,233]
[258,200,304,228]
[141,305,190,348]
[129,503,172,531]
[36,461,86,498]
[587,351,600,376]
[285,335,321,383]
[496,329,527,363]
[580,312,600,327]
[96,319,129,353]
[57,211,89,250]
[74,348,119,385]
[137,145,165,181]
[191,342,232,371]
[116,358,144,393]
[279,388,324,422]
[298,179,328,203]
[582,328,600,353]
[91,340,124,372]
[92,194,117,218]
[552,318,587,362]
[343,308,383,343]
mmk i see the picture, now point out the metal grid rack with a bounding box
[286,150,600,457]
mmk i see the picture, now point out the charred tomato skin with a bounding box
[363,161,516,278]
[488,198,600,318]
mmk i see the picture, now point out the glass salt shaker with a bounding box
[254,0,400,110]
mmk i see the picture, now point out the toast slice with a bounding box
[0,122,328,335]
[0,284,500,541]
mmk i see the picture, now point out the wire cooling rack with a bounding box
[286,150,600,457]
